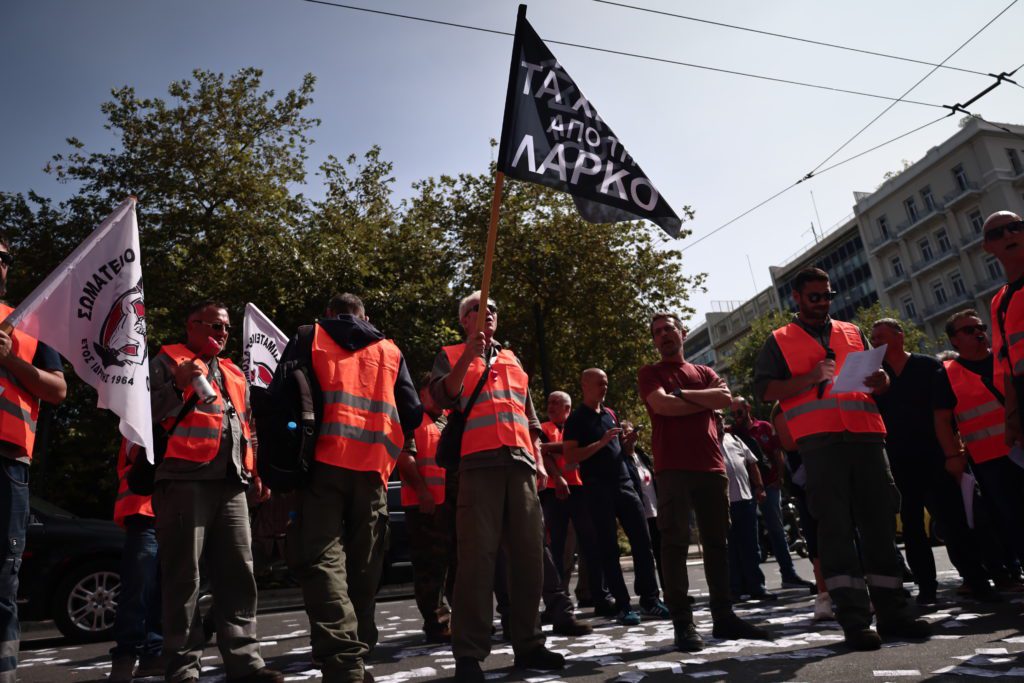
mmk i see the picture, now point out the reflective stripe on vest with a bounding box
[944,358,1006,463]
[773,320,887,443]
[0,304,41,461]
[442,344,535,458]
[539,420,580,489]
[401,413,446,506]
[113,439,153,527]
[159,344,254,471]
[312,325,404,483]
[992,285,1024,385]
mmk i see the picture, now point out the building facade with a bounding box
[852,118,1024,340]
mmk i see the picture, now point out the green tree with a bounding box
[850,301,931,353]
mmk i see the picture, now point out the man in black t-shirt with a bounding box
[563,368,666,625]
[934,309,1024,588]
[870,319,995,604]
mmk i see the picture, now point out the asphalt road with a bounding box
[17,550,1024,682]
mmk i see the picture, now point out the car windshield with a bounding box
[29,496,77,519]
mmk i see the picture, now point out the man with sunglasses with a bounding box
[983,211,1024,448]
[0,241,66,683]
[429,291,563,683]
[935,308,1024,590]
[150,300,282,683]
[755,267,928,651]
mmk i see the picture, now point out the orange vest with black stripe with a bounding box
[0,304,42,461]
[991,285,1024,388]
[312,325,404,483]
[539,420,580,488]
[114,439,153,526]
[158,344,253,472]
[943,358,1006,464]
[772,320,887,443]
[400,414,445,506]
[443,344,535,459]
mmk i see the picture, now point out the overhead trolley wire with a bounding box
[593,0,996,79]
[298,0,945,108]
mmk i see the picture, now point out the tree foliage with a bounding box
[0,68,705,516]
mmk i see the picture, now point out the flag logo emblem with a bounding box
[93,279,147,369]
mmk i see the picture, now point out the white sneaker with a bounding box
[813,593,835,621]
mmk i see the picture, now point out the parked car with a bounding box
[21,497,124,642]
[381,480,412,586]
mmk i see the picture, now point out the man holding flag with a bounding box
[0,235,66,682]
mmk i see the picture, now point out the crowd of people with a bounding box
[0,210,1019,683]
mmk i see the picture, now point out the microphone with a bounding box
[818,348,836,399]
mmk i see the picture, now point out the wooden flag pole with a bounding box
[476,171,505,333]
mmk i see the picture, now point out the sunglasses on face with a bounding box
[469,304,497,314]
[984,220,1024,242]
[954,323,987,335]
[0,252,13,267]
[191,320,231,333]
[804,291,837,303]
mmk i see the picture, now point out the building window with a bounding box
[969,210,984,234]
[936,228,951,253]
[985,255,1003,281]
[1009,148,1023,175]
[904,197,919,222]
[951,271,967,296]
[903,297,917,319]
[921,186,935,210]
[890,256,904,276]
[952,163,968,191]
[918,238,933,262]
[932,280,948,305]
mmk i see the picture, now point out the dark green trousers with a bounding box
[802,442,913,631]
[655,470,733,626]
[286,464,388,683]
[405,496,455,634]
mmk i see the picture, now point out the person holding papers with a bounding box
[934,308,1024,592]
[755,267,929,651]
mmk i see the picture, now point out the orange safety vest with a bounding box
[772,320,887,443]
[992,284,1024,388]
[158,344,253,472]
[113,439,153,526]
[943,358,1006,464]
[400,413,446,506]
[539,420,581,488]
[0,304,41,461]
[312,325,404,483]
[442,344,535,459]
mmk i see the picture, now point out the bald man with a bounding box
[563,369,667,625]
[984,211,1024,445]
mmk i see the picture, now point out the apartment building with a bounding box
[852,118,1024,340]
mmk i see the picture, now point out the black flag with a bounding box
[497,5,682,238]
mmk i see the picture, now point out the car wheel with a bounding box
[51,559,121,642]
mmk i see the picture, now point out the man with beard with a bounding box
[755,267,928,651]
[637,313,770,652]
[0,238,66,683]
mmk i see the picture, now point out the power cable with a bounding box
[594,0,993,79]
[804,0,1019,178]
[298,0,945,108]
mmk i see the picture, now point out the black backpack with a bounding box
[253,324,321,493]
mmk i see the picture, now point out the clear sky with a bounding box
[3,0,1023,324]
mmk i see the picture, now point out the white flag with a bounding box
[241,303,288,389]
[5,198,153,455]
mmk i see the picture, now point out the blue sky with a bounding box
[3,0,1024,322]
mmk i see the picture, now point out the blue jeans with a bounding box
[0,459,29,682]
[111,515,162,658]
[759,486,797,578]
[728,498,766,597]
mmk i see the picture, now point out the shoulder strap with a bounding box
[460,353,493,417]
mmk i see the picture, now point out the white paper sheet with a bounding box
[831,344,887,394]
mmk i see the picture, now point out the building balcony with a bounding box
[943,181,981,208]
[977,277,1005,298]
[894,204,945,237]
[923,291,975,320]
[867,233,892,253]
[881,272,909,291]
[960,230,984,249]
[909,248,957,277]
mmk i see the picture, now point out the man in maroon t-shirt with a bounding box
[637,313,771,652]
